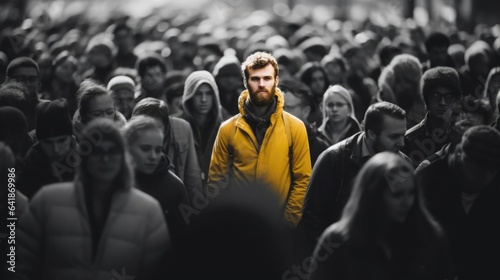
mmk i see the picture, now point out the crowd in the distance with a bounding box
[1,2,500,280]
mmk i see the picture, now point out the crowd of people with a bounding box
[1,2,500,279]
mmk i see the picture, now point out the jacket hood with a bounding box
[182,70,222,121]
[238,87,285,116]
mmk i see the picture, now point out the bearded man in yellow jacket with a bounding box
[207,52,312,226]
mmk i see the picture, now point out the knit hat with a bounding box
[36,99,73,140]
[212,55,240,78]
[0,106,28,141]
[421,66,462,102]
[461,125,500,166]
[107,75,136,94]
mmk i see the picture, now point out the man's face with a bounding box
[246,64,278,106]
[10,67,39,101]
[142,65,165,91]
[114,29,135,53]
[370,115,406,153]
[191,83,214,116]
[112,88,135,119]
[283,90,308,122]
[39,135,72,162]
[427,86,458,121]
[460,152,500,192]
[428,46,448,67]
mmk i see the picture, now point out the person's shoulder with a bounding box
[31,182,75,203]
[405,119,426,138]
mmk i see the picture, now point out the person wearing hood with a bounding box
[317,85,361,146]
[213,54,244,116]
[178,70,224,186]
[123,115,188,242]
[207,52,312,227]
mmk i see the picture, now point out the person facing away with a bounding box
[281,77,329,167]
[207,51,312,227]
[415,125,500,280]
[17,99,77,199]
[122,115,188,242]
[377,54,426,128]
[14,119,169,280]
[404,66,462,167]
[178,70,224,186]
[317,84,361,146]
[309,152,456,280]
[300,101,409,256]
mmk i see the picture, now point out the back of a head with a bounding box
[363,101,406,134]
[166,185,291,280]
[0,81,28,112]
[36,99,73,141]
[132,97,170,130]
[460,125,500,168]
[425,32,450,52]
[379,45,403,67]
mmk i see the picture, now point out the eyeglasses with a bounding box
[429,93,456,103]
[326,102,347,108]
[89,108,116,118]
[89,146,122,160]
[12,75,38,84]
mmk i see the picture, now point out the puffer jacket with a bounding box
[15,182,169,280]
[207,88,311,226]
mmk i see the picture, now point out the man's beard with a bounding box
[248,83,276,106]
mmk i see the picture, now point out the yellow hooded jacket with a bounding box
[207,87,311,225]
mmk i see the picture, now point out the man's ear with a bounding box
[275,75,279,87]
[303,105,311,118]
[366,129,376,141]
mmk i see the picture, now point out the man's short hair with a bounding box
[135,53,167,78]
[0,81,28,113]
[112,22,133,37]
[241,52,279,87]
[279,78,315,110]
[363,101,406,134]
[425,32,450,52]
[6,57,39,78]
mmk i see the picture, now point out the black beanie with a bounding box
[36,99,73,140]
[461,125,500,166]
[421,67,462,103]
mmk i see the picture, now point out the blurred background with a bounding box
[1,0,498,32]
